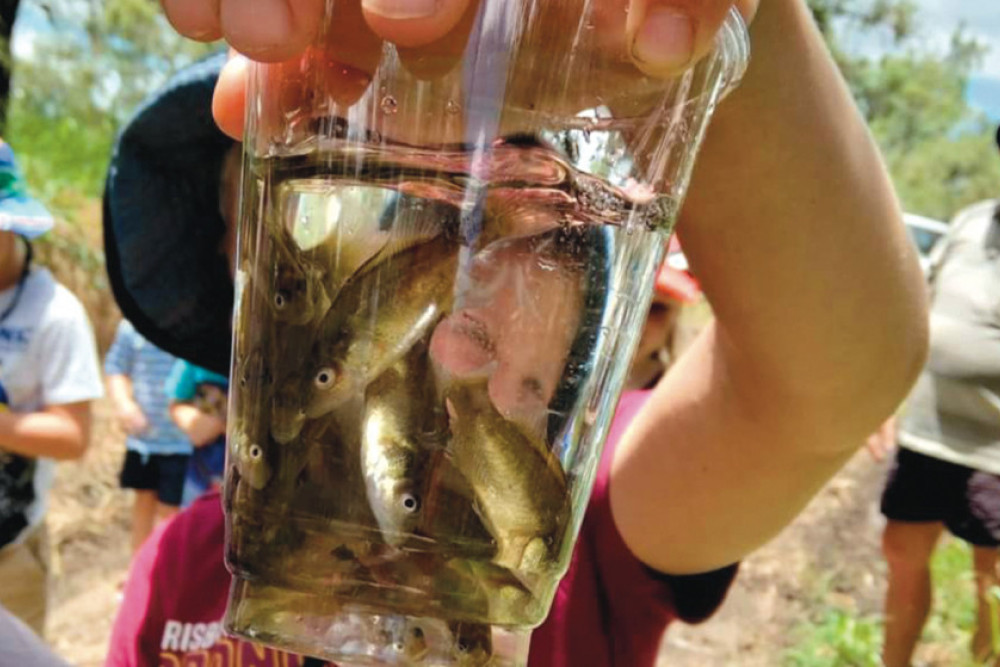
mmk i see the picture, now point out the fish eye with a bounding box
[401,493,421,514]
[411,626,424,640]
[274,291,289,310]
[314,368,336,389]
[249,445,263,460]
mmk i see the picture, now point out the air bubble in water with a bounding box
[380,96,399,114]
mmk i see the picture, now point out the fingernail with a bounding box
[362,0,438,20]
[632,8,695,70]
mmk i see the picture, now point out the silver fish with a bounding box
[445,382,570,576]
[298,236,459,426]
[362,350,447,547]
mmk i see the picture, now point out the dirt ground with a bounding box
[46,397,132,667]
[658,452,891,666]
[42,393,898,666]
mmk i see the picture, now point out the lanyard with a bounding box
[0,238,32,327]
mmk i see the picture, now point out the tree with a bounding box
[6,0,216,198]
[808,0,999,220]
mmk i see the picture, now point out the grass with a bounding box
[784,537,982,667]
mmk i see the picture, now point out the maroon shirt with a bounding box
[106,390,736,666]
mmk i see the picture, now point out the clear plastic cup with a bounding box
[225,2,748,664]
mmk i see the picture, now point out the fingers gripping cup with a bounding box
[225,2,748,664]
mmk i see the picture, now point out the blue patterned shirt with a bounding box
[104,320,192,456]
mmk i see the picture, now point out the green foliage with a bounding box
[809,0,918,47]
[808,0,997,220]
[922,538,976,646]
[784,538,981,667]
[6,0,218,198]
[784,609,883,667]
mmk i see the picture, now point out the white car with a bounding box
[903,213,948,275]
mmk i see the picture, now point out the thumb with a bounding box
[361,0,474,48]
[626,0,742,78]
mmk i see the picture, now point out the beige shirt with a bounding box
[899,200,1000,473]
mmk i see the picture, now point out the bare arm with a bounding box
[0,402,92,460]
[610,0,928,574]
[107,373,150,435]
[107,373,135,410]
[169,403,225,448]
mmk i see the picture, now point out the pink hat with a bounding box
[654,237,701,303]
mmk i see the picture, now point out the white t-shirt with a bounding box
[0,603,69,666]
[0,267,103,549]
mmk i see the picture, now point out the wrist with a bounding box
[114,398,138,414]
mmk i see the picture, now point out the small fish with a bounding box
[449,621,493,666]
[416,455,499,560]
[362,349,447,546]
[231,430,272,491]
[377,615,432,662]
[266,324,329,444]
[268,226,332,327]
[301,235,459,423]
[269,372,311,445]
[445,381,570,576]
[303,188,452,302]
[266,196,457,443]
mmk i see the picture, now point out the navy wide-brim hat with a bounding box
[104,51,235,375]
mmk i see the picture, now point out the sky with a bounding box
[911,0,1000,119]
[9,0,1000,118]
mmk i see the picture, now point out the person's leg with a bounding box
[882,520,944,667]
[121,450,160,553]
[156,453,190,519]
[971,546,1000,662]
[955,469,1000,664]
[880,448,965,667]
[131,489,158,553]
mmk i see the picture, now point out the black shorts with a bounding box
[881,447,1000,547]
[120,451,190,507]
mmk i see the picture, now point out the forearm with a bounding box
[676,0,927,439]
[610,0,928,574]
[169,404,225,446]
[107,375,136,409]
[0,406,91,460]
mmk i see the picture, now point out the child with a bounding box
[106,0,928,660]
[0,140,103,635]
[105,320,192,553]
[867,139,1000,666]
[164,360,229,507]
